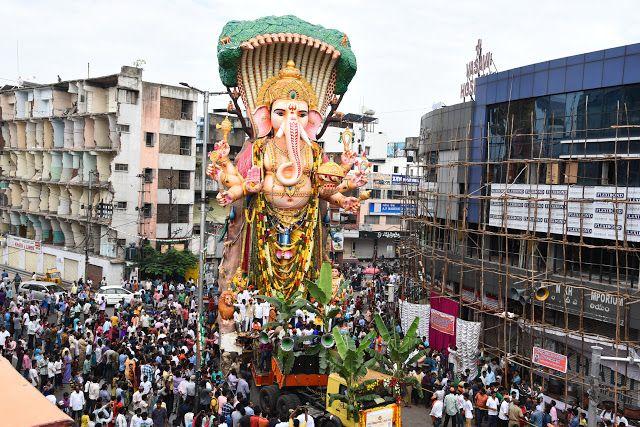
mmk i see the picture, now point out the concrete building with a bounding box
[192,113,246,281]
[0,66,197,284]
[319,114,419,263]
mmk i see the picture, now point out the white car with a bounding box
[95,285,138,305]
[17,281,66,301]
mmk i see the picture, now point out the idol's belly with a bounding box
[263,174,312,210]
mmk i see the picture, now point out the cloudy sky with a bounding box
[1,0,639,140]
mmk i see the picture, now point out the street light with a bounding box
[179,82,226,411]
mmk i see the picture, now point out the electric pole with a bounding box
[167,167,175,249]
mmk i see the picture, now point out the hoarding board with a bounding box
[532,346,568,373]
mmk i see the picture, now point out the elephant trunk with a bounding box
[276,119,303,187]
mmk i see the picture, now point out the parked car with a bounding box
[95,285,138,305]
[17,281,66,301]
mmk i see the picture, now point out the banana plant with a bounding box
[327,327,379,423]
[370,313,427,399]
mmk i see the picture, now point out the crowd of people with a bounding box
[0,263,626,427]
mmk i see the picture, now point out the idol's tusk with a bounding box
[299,126,312,145]
[276,126,285,139]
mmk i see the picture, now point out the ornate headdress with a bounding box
[256,60,318,110]
[217,15,357,122]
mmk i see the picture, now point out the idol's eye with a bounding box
[274,109,285,117]
[298,111,308,118]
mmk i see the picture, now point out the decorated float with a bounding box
[207,15,402,426]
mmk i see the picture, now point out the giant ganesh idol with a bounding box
[209,16,368,305]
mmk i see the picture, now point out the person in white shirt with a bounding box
[498,395,510,426]
[254,300,264,324]
[462,393,474,427]
[132,385,148,412]
[69,385,85,422]
[487,392,499,425]
[130,410,143,427]
[430,394,444,427]
[114,412,127,427]
[261,301,270,324]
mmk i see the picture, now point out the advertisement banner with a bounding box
[368,202,416,216]
[488,184,640,242]
[330,228,344,252]
[7,236,42,253]
[364,407,395,427]
[430,309,456,335]
[391,174,420,185]
[532,346,568,373]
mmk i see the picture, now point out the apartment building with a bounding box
[0,66,197,284]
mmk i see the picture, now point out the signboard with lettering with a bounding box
[532,346,568,373]
[488,184,640,242]
[540,283,624,324]
[391,174,420,185]
[360,231,409,239]
[7,236,42,253]
[364,407,395,427]
[369,202,416,216]
[430,309,456,335]
[460,39,494,99]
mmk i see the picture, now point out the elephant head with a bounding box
[253,99,322,187]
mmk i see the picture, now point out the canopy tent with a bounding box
[0,356,72,427]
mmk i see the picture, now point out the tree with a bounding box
[327,327,379,423]
[370,313,427,401]
[136,245,198,279]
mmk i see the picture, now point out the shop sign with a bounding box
[532,346,567,373]
[488,183,640,242]
[360,231,408,239]
[460,39,494,99]
[431,308,456,335]
[369,202,416,216]
[540,284,624,325]
[342,229,360,238]
[365,407,394,427]
[7,236,42,253]
[391,174,420,185]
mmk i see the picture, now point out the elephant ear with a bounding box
[304,110,323,140]
[253,106,272,138]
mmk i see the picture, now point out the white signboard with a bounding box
[488,184,640,242]
[7,236,42,253]
[365,408,394,427]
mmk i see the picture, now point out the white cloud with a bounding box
[1,0,639,140]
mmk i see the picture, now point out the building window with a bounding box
[145,132,155,147]
[115,201,127,210]
[364,215,380,225]
[116,124,130,133]
[142,203,152,218]
[178,170,191,189]
[117,238,126,247]
[369,189,382,199]
[386,216,401,225]
[118,89,138,105]
[157,204,190,223]
[181,100,193,120]
[143,168,154,183]
[373,165,379,172]
[393,166,399,174]
[114,163,128,172]
[180,136,192,156]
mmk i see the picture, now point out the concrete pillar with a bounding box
[63,119,74,149]
[50,219,64,245]
[94,117,110,148]
[39,217,51,243]
[48,186,60,213]
[27,214,42,241]
[20,183,28,211]
[16,122,26,149]
[57,187,70,216]
[50,152,62,181]
[60,152,73,182]
[41,152,51,181]
[25,121,36,149]
[35,121,44,148]
[82,153,97,181]
[26,184,40,212]
[96,154,111,183]
[8,123,17,148]
[39,186,49,212]
[1,125,10,149]
[15,153,26,179]
[8,183,22,209]
[9,211,21,236]
[43,120,53,149]
[71,222,85,249]
[25,152,36,180]
[0,153,9,176]
[59,221,74,248]
[8,153,17,177]
[83,117,95,149]
[69,187,82,216]
[73,118,84,149]
[108,115,120,150]
[33,152,43,181]
[69,153,82,183]
[52,119,64,148]
[0,213,10,234]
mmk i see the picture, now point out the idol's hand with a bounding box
[244,166,263,193]
[217,190,233,207]
[341,196,360,213]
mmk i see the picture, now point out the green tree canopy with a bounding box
[136,245,198,280]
